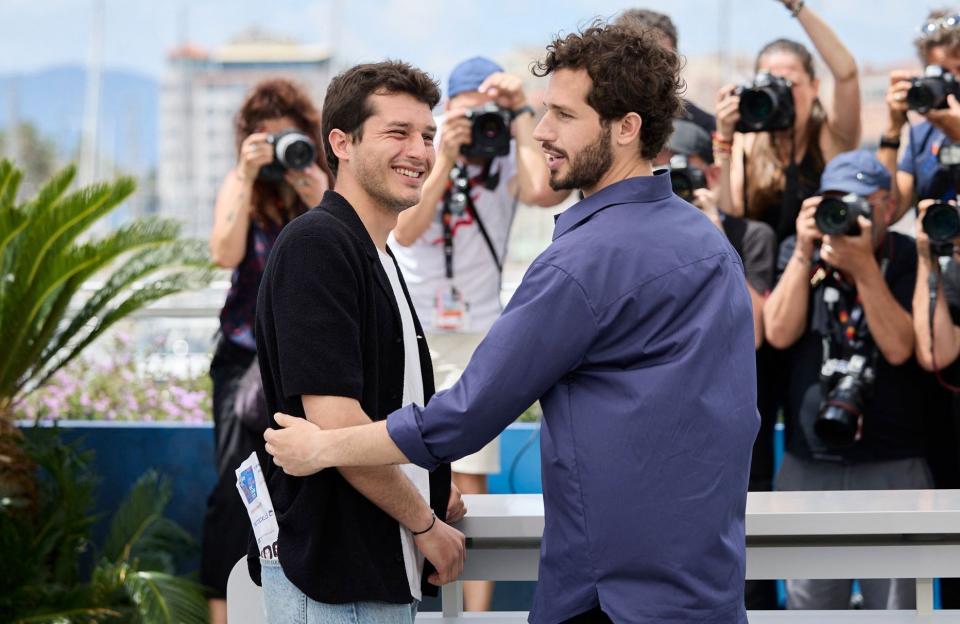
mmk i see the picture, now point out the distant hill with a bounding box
[0,65,158,175]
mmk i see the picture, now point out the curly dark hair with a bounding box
[234,78,333,224]
[322,60,440,176]
[532,22,684,160]
[615,9,678,49]
[915,8,960,62]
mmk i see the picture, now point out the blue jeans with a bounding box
[260,558,418,623]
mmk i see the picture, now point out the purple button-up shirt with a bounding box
[388,172,759,624]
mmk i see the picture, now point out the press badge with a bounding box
[432,286,469,331]
[236,451,280,560]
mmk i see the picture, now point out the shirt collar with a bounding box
[552,170,673,240]
[319,190,380,260]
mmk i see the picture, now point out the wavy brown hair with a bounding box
[532,21,684,160]
[745,38,826,217]
[234,78,333,225]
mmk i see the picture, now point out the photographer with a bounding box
[715,0,861,243]
[389,56,568,612]
[658,119,774,348]
[204,78,332,624]
[764,150,932,610]
[881,9,960,219]
[911,198,960,608]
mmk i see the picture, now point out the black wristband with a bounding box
[411,511,437,536]
[879,134,901,150]
[511,105,535,120]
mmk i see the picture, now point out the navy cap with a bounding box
[818,150,891,196]
[448,56,504,99]
[667,120,713,165]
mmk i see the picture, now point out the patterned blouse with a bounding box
[219,218,285,351]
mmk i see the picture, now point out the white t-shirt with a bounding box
[377,248,430,601]
[390,118,519,333]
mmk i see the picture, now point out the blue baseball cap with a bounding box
[447,56,504,99]
[818,150,891,197]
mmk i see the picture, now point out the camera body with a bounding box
[735,72,795,133]
[257,130,317,182]
[668,154,707,202]
[815,193,872,236]
[816,354,874,450]
[462,103,512,158]
[907,65,960,114]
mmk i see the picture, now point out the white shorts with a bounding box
[427,331,501,476]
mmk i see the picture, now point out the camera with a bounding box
[668,154,707,202]
[816,354,874,450]
[814,193,871,236]
[462,103,512,158]
[923,201,960,243]
[735,72,795,133]
[258,130,316,181]
[907,65,960,114]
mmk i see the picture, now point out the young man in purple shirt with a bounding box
[265,23,759,623]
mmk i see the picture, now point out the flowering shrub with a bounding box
[16,331,212,423]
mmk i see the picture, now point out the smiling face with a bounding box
[533,68,614,193]
[345,91,436,214]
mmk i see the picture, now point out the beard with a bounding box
[353,152,417,214]
[546,123,613,191]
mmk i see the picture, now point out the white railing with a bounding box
[227,490,960,623]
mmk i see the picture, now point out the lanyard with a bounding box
[441,161,503,280]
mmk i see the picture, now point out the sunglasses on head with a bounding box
[920,13,960,38]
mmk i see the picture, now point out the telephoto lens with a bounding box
[668,155,707,202]
[922,201,960,243]
[814,194,871,236]
[735,72,795,133]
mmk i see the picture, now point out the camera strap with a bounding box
[441,160,504,280]
[820,247,891,358]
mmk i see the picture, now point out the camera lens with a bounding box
[815,197,853,236]
[907,84,936,112]
[481,118,501,140]
[740,90,775,126]
[815,403,860,449]
[923,201,960,243]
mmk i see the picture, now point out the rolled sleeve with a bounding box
[387,403,440,470]
[386,260,599,468]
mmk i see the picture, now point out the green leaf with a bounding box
[123,570,209,624]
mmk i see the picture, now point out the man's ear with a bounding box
[328,128,352,166]
[615,112,642,147]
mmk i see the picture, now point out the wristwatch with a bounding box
[511,105,535,120]
[879,134,901,150]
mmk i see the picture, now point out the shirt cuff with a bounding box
[386,404,440,471]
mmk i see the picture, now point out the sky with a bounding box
[0,0,946,84]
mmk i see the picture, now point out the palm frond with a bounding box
[102,471,171,565]
[123,570,209,624]
[0,159,23,209]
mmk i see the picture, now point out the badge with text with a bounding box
[432,286,470,331]
[235,452,280,560]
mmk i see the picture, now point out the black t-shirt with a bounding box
[249,190,451,604]
[927,260,960,487]
[723,216,776,293]
[776,232,932,462]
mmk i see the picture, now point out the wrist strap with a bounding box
[412,511,437,536]
[511,105,535,120]
[879,134,901,150]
